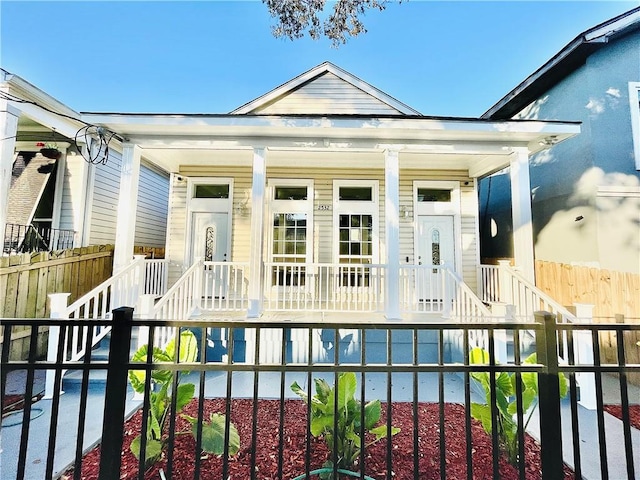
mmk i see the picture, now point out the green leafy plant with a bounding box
[128,330,239,467]
[291,372,399,478]
[469,347,568,465]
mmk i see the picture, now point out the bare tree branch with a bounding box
[263,0,395,46]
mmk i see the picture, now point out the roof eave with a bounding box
[482,7,640,120]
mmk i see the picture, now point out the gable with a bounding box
[232,62,420,116]
[248,72,406,115]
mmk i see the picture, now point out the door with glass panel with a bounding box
[416,215,454,305]
[191,212,229,302]
[333,182,379,310]
[268,183,313,308]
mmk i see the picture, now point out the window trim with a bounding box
[267,179,314,265]
[332,179,379,264]
[629,82,640,170]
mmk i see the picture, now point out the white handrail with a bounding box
[479,263,576,322]
[145,259,203,349]
[45,255,146,398]
[444,269,492,320]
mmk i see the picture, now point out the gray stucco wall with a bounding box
[480,30,640,273]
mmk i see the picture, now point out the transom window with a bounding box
[194,184,229,199]
[339,186,372,201]
[274,186,308,200]
[417,188,451,203]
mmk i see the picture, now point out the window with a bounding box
[629,82,640,170]
[417,188,451,202]
[333,180,379,287]
[338,214,373,264]
[194,184,229,199]
[269,180,314,287]
[272,213,307,285]
[274,186,308,200]
[339,186,372,201]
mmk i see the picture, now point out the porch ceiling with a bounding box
[81,113,580,178]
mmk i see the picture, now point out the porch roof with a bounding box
[81,112,580,178]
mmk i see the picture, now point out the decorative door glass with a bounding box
[205,226,216,261]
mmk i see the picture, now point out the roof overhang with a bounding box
[482,7,640,119]
[81,113,580,178]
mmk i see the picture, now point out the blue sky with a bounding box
[1,1,637,117]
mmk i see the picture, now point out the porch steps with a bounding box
[62,330,140,391]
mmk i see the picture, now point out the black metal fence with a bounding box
[3,223,75,254]
[1,312,638,480]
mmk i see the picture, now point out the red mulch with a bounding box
[2,393,44,415]
[65,399,574,480]
[603,404,640,430]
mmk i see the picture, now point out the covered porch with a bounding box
[84,112,579,321]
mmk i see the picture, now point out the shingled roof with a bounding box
[7,153,57,226]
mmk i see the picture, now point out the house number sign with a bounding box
[317,204,332,211]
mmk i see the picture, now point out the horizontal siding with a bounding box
[254,73,403,115]
[58,156,86,233]
[134,164,169,248]
[166,174,188,285]
[88,150,121,245]
[168,166,480,289]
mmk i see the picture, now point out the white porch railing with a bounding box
[201,261,249,311]
[263,262,385,312]
[477,262,599,409]
[45,255,146,398]
[147,259,203,349]
[143,259,169,296]
[478,261,577,322]
[399,265,491,319]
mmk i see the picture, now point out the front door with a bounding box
[191,212,228,263]
[191,212,229,300]
[416,215,455,303]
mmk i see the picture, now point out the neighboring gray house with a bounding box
[479,7,640,275]
[1,69,170,256]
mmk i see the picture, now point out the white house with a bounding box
[57,62,580,322]
[0,69,170,256]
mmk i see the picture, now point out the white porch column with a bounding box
[0,102,20,244]
[384,149,401,320]
[248,147,266,317]
[113,144,142,273]
[509,147,535,283]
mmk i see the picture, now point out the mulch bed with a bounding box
[2,392,44,416]
[65,399,574,480]
[603,404,640,430]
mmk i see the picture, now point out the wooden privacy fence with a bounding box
[535,260,640,319]
[535,260,640,386]
[0,245,114,359]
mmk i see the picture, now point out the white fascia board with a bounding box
[230,61,421,115]
[4,73,81,121]
[83,112,579,137]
